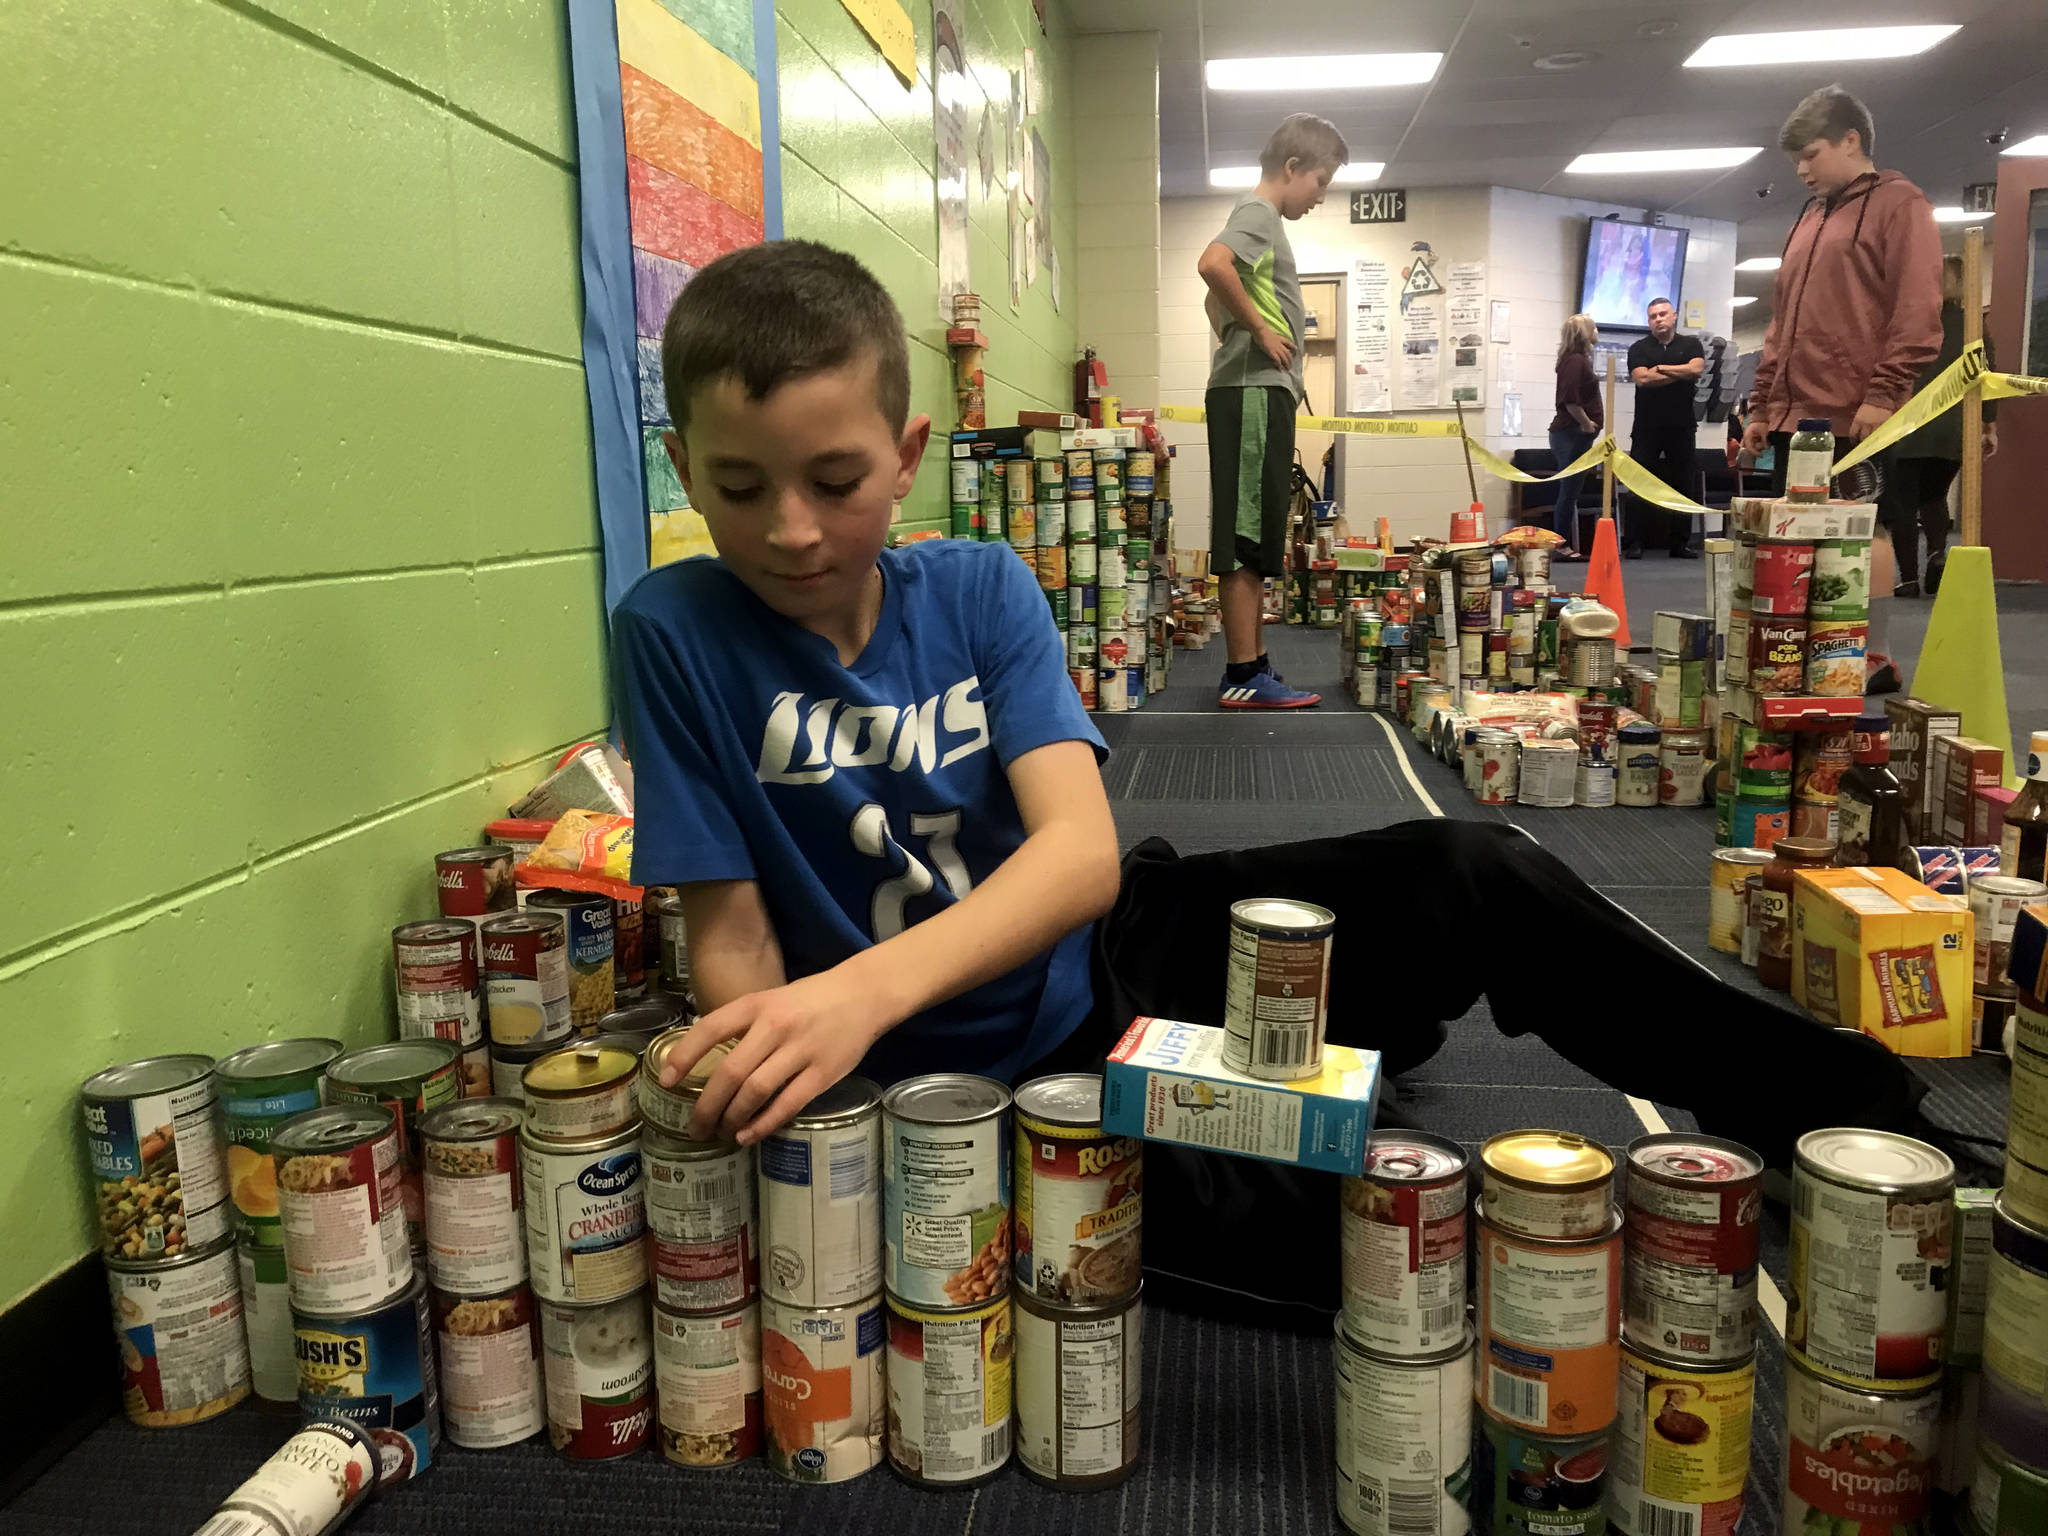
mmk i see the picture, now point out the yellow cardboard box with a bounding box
[1792,866,1973,1056]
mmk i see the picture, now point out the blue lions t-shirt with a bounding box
[611,540,1107,1084]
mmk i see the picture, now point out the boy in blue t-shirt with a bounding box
[616,242,1928,1315]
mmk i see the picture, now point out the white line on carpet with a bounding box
[1368,712,1444,816]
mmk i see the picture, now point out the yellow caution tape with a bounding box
[1155,403,1464,438]
[1985,369,2048,399]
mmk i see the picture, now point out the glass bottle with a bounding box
[1758,836,1836,993]
[2004,730,2048,883]
[1836,715,1906,868]
[1785,418,1835,503]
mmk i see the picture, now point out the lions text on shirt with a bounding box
[611,540,1107,1084]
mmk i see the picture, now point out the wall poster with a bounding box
[933,2,972,323]
[1348,257,1391,413]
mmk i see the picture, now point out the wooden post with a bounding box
[1453,398,1481,503]
[1600,354,1617,520]
[1960,225,1986,547]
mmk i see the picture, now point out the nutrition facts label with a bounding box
[1053,1317,1129,1472]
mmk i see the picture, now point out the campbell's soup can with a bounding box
[761,1294,886,1483]
[430,1283,545,1449]
[420,1098,526,1297]
[539,1289,654,1459]
[759,1078,881,1309]
[273,1105,413,1314]
[1623,1135,1763,1364]
[482,911,573,1049]
[1012,1074,1142,1305]
[1605,1343,1755,1536]
[1332,1322,1474,1536]
[391,919,484,1055]
[1477,1199,1622,1436]
[1789,1128,1954,1380]
[324,1040,463,1255]
[1339,1133,1469,1357]
[885,1294,1013,1486]
[653,1299,763,1468]
[1782,1348,1940,1536]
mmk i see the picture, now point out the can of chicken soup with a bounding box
[1340,1133,1470,1358]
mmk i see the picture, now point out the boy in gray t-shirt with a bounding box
[1196,113,1347,708]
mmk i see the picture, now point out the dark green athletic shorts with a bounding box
[1205,384,1295,576]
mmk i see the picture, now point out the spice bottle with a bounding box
[1836,715,1906,868]
[1785,419,1835,503]
[2003,730,2048,883]
[1757,836,1836,993]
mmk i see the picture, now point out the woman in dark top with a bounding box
[1550,314,1603,559]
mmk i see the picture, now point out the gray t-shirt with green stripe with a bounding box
[1206,193,1305,402]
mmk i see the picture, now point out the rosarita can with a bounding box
[1477,1199,1623,1436]
[1332,1322,1474,1536]
[1222,897,1336,1080]
[1340,1133,1470,1358]
[81,1054,230,1262]
[885,1294,1013,1486]
[1623,1135,1763,1364]
[1481,1130,1616,1241]
[292,1274,441,1488]
[1013,1284,1143,1489]
[644,1126,758,1315]
[882,1074,1012,1309]
[420,1098,526,1297]
[1605,1343,1754,1536]
[654,1299,763,1468]
[1012,1074,1142,1304]
[759,1077,882,1309]
[216,1038,344,1251]
[1789,1127,1954,1380]
[429,1283,544,1449]
[761,1293,886,1483]
[107,1237,251,1428]
[1782,1347,1940,1536]
[273,1104,413,1315]
[539,1289,655,1459]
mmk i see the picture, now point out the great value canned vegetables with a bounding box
[645,1126,758,1314]
[1789,1127,1954,1380]
[482,910,573,1049]
[1782,1347,1941,1536]
[419,1098,525,1297]
[429,1283,544,1449]
[885,1294,1013,1486]
[82,1054,230,1262]
[1013,1074,1142,1305]
[1477,1199,1622,1435]
[525,888,616,1031]
[522,1042,638,1142]
[762,1293,886,1483]
[522,1122,646,1305]
[238,1239,298,1406]
[759,1078,882,1309]
[293,1274,440,1488]
[107,1237,251,1428]
[324,1039,462,1253]
[1473,1415,1609,1536]
[1340,1133,1469,1358]
[273,1104,413,1314]
[1223,898,1335,1080]
[1481,1130,1616,1241]
[192,1418,377,1536]
[882,1075,1012,1310]
[540,1290,655,1459]
[1623,1135,1762,1364]
[1606,1343,1754,1536]
[216,1039,343,1251]
[1013,1284,1143,1489]
[654,1299,762,1468]
[1333,1323,1474,1536]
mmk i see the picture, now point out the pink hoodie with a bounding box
[1747,169,1943,436]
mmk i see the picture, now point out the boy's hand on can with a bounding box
[672,973,888,1145]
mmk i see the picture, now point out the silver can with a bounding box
[882,1074,1012,1309]
[430,1283,545,1449]
[1222,898,1335,1080]
[420,1098,526,1297]
[645,1125,758,1314]
[759,1078,882,1308]
[1333,1322,1475,1536]
[1340,1133,1469,1357]
[521,1122,647,1306]
[761,1293,886,1482]
[885,1293,1013,1485]
[1013,1283,1143,1488]
[273,1104,414,1314]
[81,1053,230,1262]
[107,1237,251,1428]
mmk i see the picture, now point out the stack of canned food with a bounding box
[1724,507,1873,704]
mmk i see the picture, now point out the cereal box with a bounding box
[1792,866,1973,1056]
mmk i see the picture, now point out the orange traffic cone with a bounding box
[1583,515,1632,649]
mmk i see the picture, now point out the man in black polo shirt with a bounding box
[1625,296,1705,558]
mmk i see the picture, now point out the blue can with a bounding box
[294,1276,441,1488]
[525,890,614,1028]
[879,1076,1012,1310]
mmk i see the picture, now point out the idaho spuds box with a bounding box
[1101,1017,1381,1176]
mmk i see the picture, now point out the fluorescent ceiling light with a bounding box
[1209,162,1386,189]
[1684,25,1959,68]
[1334,163,1386,185]
[1205,53,1442,91]
[1932,206,1993,223]
[1209,166,1260,188]
[1733,256,1782,272]
[1565,147,1761,174]
[1729,296,1758,307]
[2002,134,2048,156]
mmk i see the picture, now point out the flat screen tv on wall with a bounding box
[1579,219,1689,330]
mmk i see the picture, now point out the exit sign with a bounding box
[1349,189,1407,224]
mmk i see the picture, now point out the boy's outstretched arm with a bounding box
[668,737,1120,1144]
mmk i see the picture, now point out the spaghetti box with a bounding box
[1792,865,1973,1057]
[1729,687,1863,732]
[1732,495,1879,542]
[1101,1017,1382,1176]
[1947,1187,1999,1370]
[1653,611,1714,661]
[1936,736,2006,844]
[2008,902,2048,997]
[1971,783,2019,847]
[1886,697,1964,842]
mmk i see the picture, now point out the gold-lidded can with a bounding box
[639,1025,736,1139]
[523,1041,639,1142]
[1480,1129,1617,1241]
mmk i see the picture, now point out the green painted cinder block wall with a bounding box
[0,0,607,1308]
[776,0,1080,533]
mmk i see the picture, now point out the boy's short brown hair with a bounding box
[1778,86,1876,156]
[1258,113,1350,177]
[660,240,911,436]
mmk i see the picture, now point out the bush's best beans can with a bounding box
[1622,1135,1763,1364]
[1789,1128,1954,1381]
[215,1038,343,1251]
[759,1078,882,1309]
[292,1275,441,1488]
[1013,1074,1142,1305]
[1782,1348,1941,1536]
[420,1098,526,1298]
[1605,1343,1755,1536]
[539,1290,655,1459]
[522,1122,646,1305]
[761,1293,886,1483]
[653,1299,763,1468]
[1013,1284,1143,1489]
[191,1418,377,1536]
[1332,1322,1474,1536]
[1477,1199,1623,1436]
[1481,1131,1616,1242]
[107,1237,251,1428]
[1473,1415,1610,1536]
[81,1054,230,1263]
[885,1294,1013,1486]
[429,1283,545,1449]
[1222,898,1335,1080]
[273,1104,413,1315]
[644,1126,757,1315]
[882,1074,1012,1310]
[1340,1133,1470,1358]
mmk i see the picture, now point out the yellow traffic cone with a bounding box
[1909,544,2017,785]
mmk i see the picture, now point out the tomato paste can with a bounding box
[759,1077,882,1309]
[1706,850,1772,954]
[391,918,483,1058]
[539,1288,654,1458]
[611,894,646,1004]
[644,1125,758,1314]
[882,1075,1012,1310]
[761,1292,886,1482]
[1340,1133,1470,1358]
[215,1038,343,1252]
[1983,1197,2048,1425]
[1605,1342,1754,1536]
[193,1417,377,1536]
[81,1054,230,1263]
[273,1104,413,1314]
[525,889,616,1032]
[1481,1131,1616,1241]
[1477,1199,1623,1435]
[522,1122,646,1305]
[325,1040,462,1253]
[1782,1347,1941,1536]
[1750,542,1815,615]
[1623,1135,1763,1364]
[106,1237,250,1428]
[419,1098,526,1297]
[1013,1074,1143,1305]
[1789,1128,1954,1380]
[292,1274,441,1488]
[1972,1435,2048,1536]
[1013,1283,1143,1488]
[429,1282,544,1449]
[652,1298,762,1468]
[238,1238,298,1406]
[1473,1414,1610,1536]
[1221,897,1335,1080]
[481,910,574,1049]
[522,1041,638,1143]
[1333,1322,1475,1536]
[885,1293,1013,1486]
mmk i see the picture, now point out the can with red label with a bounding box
[481,911,573,1050]
[539,1289,654,1459]
[1623,1135,1763,1364]
[392,919,483,1054]
[1751,542,1816,615]
[430,1282,544,1449]
[645,1126,758,1314]
[420,1098,526,1297]
[436,846,517,922]
[273,1105,413,1315]
[1339,1133,1469,1358]
[654,1299,763,1468]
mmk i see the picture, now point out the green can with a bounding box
[1127,536,1152,575]
[215,1038,343,1248]
[1809,539,1872,622]
[237,1237,299,1406]
[1972,1438,2048,1536]
[950,503,976,539]
[1049,587,1068,627]
[1473,1413,1609,1536]
[1034,457,1064,501]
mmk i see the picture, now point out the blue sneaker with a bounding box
[1219,670,1321,708]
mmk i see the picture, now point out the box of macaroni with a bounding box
[1792,865,1973,1056]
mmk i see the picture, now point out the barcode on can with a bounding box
[194,1516,275,1536]
[1635,1499,1699,1536]
[1488,1367,1547,1425]
[1260,1027,1308,1067]
[982,1419,1010,1466]
[1419,1304,1459,1333]
[1387,1479,1438,1536]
